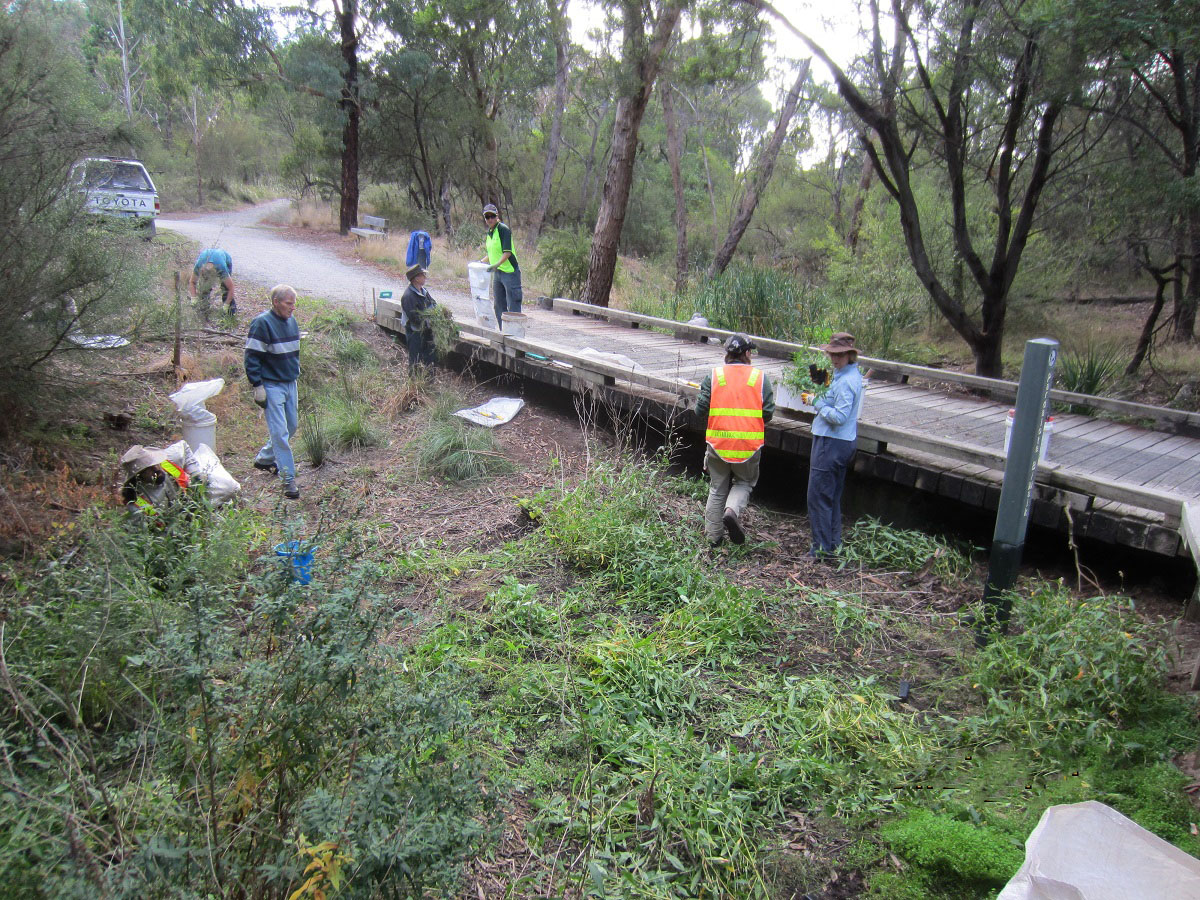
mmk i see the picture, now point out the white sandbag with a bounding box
[162,440,198,475]
[574,348,647,374]
[468,261,491,300]
[169,378,225,425]
[998,801,1200,900]
[188,443,241,504]
[454,397,524,428]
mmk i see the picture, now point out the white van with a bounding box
[71,157,159,237]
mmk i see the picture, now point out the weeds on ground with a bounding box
[839,516,976,580]
[963,583,1167,754]
[1,500,494,897]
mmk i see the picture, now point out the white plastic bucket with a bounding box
[473,296,497,329]
[501,312,528,338]
[181,408,217,454]
[468,261,491,299]
[1003,409,1053,461]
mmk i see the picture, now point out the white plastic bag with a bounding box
[169,378,225,426]
[188,443,241,504]
[454,397,524,428]
[468,261,491,300]
[998,801,1200,900]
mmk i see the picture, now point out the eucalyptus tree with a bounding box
[382,0,553,212]
[749,0,1110,376]
[581,0,686,307]
[1098,0,1200,341]
[530,0,572,240]
[367,47,468,231]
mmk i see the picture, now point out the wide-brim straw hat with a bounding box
[820,332,858,356]
[120,445,169,479]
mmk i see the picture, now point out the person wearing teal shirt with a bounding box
[801,332,864,559]
[189,248,237,317]
[480,203,521,328]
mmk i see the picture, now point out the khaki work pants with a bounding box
[703,445,762,543]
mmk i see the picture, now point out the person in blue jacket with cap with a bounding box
[801,332,865,559]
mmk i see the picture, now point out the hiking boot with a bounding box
[254,459,278,473]
[283,480,300,500]
[722,509,745,545]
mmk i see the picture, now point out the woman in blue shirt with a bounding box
[802,332,864,558]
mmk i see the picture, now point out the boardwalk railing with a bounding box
[377,298,1190,527]
[547,298,1200,434]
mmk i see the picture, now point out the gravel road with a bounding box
[158,200,471,315]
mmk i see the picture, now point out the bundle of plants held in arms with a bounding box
[428,305,459,357]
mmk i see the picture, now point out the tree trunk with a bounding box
[531,0,569,241]
[1178,211,1200,340]
[1127,264,1171,375]
[846,156,874,252]
[662,84,688,295]
[440,179,453,235]
[581,2,683,308]
[336,0,359,236]
[708,61,809,277]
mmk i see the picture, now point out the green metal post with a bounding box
[978,338,1058,646]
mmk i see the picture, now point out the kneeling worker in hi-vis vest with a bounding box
[693,334,775,546]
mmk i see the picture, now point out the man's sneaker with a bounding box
[283,480,300,500]
[722,509,745,545]
[254,459,277,473]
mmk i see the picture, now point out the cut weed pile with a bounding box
[1,256,1198,898]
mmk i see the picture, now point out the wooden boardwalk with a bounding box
[376,290,1200,559]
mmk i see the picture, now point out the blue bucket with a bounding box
[275,540,317,585]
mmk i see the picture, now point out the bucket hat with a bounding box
[724,333,757,355]
[405,264,426,282]
[820,332,857,356]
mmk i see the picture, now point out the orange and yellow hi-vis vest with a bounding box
[706,365,765,462]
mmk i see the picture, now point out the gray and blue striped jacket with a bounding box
[244,310,300,385]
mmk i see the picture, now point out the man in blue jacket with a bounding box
[802,332,864,559]
[189,248,237,317]
[245,285,301,499]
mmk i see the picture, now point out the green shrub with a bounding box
[965,583,1168,753]
[0,509,494,897]
[450,220,486,251]
[416,418,513,481]
[881,809,1023,885]
[525,459,682,573]
[330,401,385,450]
[1058,341,1123,413]
[535,228,593,299]
[300,409,330,466]
[687,266,816,339]
[332,334,376,370]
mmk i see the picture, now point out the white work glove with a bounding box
[253,385,267,408]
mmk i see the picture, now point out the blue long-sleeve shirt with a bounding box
[812,362,863,441]
[244,309,300,385]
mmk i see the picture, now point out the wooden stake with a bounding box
[173,270,183,382]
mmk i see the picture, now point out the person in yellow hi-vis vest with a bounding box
[693,334,775,546]
[479,203,522,328]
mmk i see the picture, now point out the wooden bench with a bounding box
[350,215,388,239]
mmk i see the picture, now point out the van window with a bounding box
[78,161,153,192]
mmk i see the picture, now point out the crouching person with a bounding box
[694,333,775,546]
[245,285,301,499]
